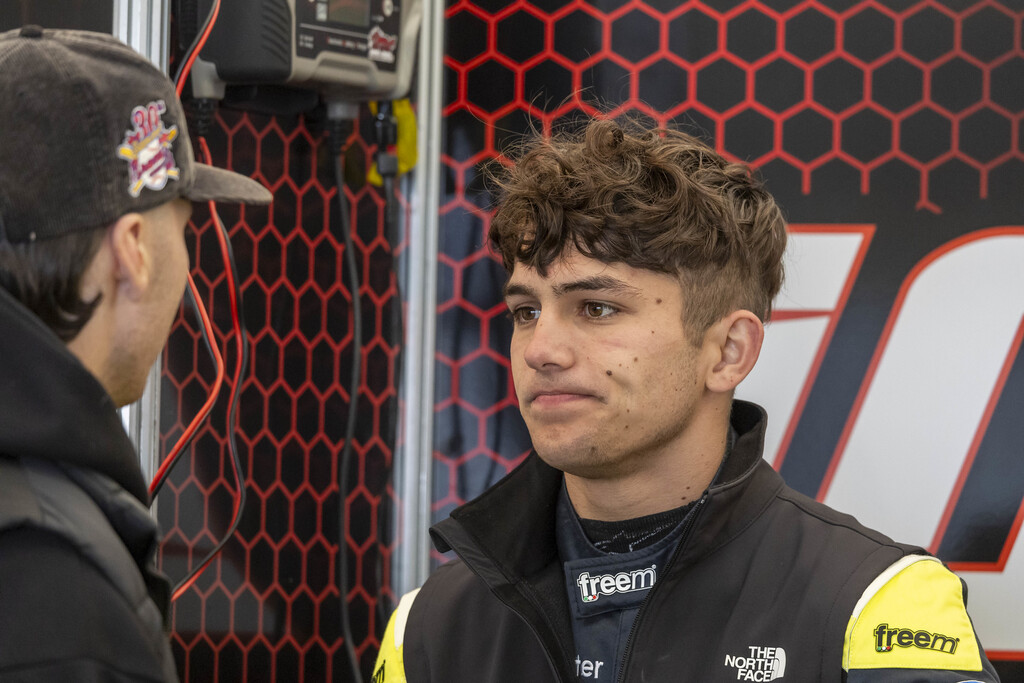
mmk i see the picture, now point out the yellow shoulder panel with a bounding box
[372,588,420,683]
[843,556,983,672]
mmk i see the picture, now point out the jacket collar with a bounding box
[0,287,149,504]
[687,401,784,563]
[430,400,777,583]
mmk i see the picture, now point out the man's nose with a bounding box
[521,313,575,371]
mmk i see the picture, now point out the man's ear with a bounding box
[108,212,148,300]
[704,309,764,394]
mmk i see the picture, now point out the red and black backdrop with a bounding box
[5,0,1009,681]
[159,108,402,681]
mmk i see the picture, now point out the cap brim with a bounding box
[186,164,273,205]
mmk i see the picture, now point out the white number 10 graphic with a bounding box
[740,226,1024,655]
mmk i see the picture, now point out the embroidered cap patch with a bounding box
[117,100,180,197]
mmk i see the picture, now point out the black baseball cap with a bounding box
[0,26,272,244]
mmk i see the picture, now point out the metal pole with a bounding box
[395,0,444,596]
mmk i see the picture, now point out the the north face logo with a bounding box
[724,646,786,681]
[576,564,656,603]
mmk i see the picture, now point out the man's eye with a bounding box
[583,302,617,318]
[510,306,540,324]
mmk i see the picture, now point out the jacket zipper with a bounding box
[615,496,707,683]
[431,527,569,682]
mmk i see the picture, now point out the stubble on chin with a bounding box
[103,336,152,408]
[531,427,629,479]
[105,363,148,408]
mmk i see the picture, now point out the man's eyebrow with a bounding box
[503,275,641,299]
[554,275,641,297]
[503,282,535,299]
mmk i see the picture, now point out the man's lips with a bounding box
[527,389,600,406]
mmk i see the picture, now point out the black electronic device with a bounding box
[186,0,420,102]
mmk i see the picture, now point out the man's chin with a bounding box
[533,439,607,475]
[108,376,148,409]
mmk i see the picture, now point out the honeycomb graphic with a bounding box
[160,110,400,680]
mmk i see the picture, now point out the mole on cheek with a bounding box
[606,370,613,376]
[656,298,662,304]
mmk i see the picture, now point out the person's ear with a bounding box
[704,310,764,393]
[107,213,149,300]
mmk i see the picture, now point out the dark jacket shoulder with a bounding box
[0,527,170,682]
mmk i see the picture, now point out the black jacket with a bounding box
[0,287,177,682]
[388,401,998,682]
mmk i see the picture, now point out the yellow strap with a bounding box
[371,588,420,683]
[843,556,983,672]
[367,99,418,186]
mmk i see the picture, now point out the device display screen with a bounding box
[329,0,370,28]
[297,0,402,76]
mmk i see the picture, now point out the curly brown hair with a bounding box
[488,118,787,337]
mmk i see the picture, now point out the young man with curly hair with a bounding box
[373,118,999,682]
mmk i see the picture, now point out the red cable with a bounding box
[174,0,221,100]
[151,0,244,599]
[169,139,246,600]
[149,274,225,495]
[150,0,224,497]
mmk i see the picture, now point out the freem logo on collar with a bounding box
[577,564,656,603]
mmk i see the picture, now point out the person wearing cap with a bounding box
[371,118,1001,682]
[0,27,270,681]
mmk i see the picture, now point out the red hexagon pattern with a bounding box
[160,110,401,681]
